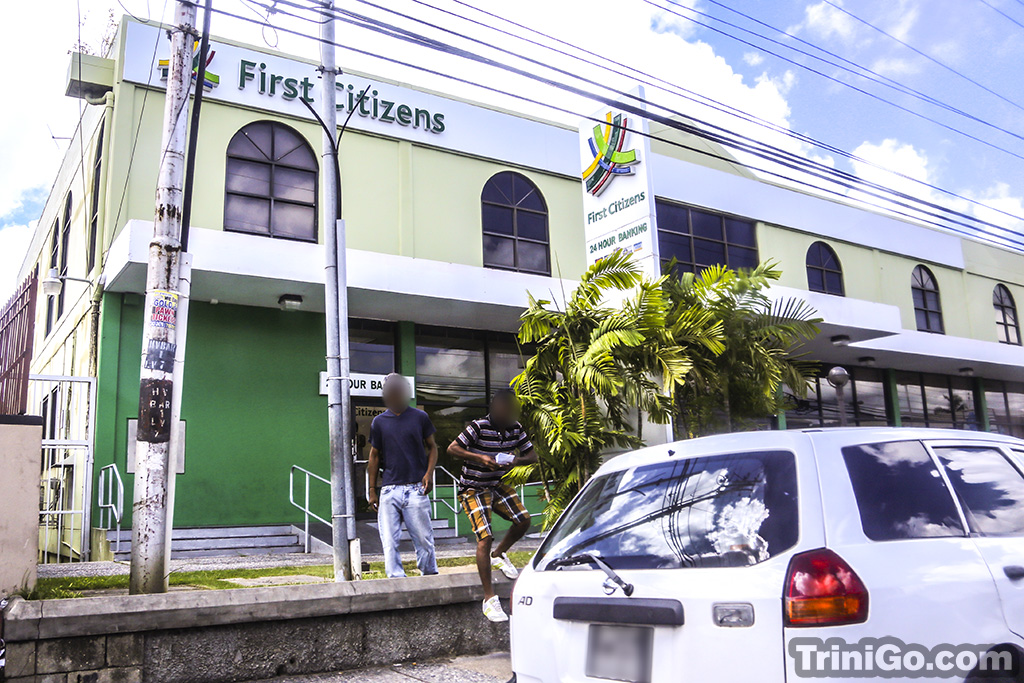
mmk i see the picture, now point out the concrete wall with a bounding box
[1,572,513,683]
[0,417,42,597]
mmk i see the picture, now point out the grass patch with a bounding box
[28,550,536,599]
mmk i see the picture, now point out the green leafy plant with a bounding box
[664,260,821,435]
[508,250,716,527]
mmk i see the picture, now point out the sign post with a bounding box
[579,87,660,279]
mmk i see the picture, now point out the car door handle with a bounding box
[1004,565,1024,581]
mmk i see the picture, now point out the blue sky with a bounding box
[687,0,1024,204]
[1,0,1022,301]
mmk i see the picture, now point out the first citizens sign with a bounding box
[579,88,660,278]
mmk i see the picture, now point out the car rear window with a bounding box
[934,446,1024,537]
[842,441,965,541]
[533,451,798,571]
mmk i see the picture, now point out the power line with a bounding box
[638,0,1024,161]
[206,4,1024,251]
[691,0,1020,142]
[111,0,171,238]
[976,0,1024,30]
[395,0,1024,233]
[317,0,1024,239]
[821,0,1024,113]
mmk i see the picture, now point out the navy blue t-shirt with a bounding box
[370,407,436,486]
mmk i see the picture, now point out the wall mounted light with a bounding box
[830,334,851,347]
[959,367,975,377]
[857,356,876,367]
[278,294,303,311]
[41,267,101,298]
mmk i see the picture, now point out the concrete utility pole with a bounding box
[129,0,197,594]
[320,0,358,581]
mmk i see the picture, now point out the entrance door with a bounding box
[352,399,387,512]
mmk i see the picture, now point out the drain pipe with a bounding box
[87,91,115,379]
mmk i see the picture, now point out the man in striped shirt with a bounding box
[448,389,538,622]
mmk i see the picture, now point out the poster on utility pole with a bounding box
[579,87,660,279]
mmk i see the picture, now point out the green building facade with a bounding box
[18,18,1024,545]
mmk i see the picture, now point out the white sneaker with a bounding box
[492,552,519,579]
[483,595,509,622]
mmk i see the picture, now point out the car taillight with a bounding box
[784,548,868,627]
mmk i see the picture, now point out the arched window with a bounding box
[911,265,944,334]
[224,121,318,242]
[481,171,550,275]
[806,241,844,296]
[994,284,1021,345]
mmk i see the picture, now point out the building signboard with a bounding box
[317,371,415,399]
[579,89,660,278]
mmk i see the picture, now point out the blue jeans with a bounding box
[377,483,438,578]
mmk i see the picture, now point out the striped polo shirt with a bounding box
[455,416,534,489]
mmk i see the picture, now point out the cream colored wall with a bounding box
[756,222,1024,342]
[0,421,43,596]
[408,146,585,276]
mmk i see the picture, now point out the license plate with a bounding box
[586,624,653,683]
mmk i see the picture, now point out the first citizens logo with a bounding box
[158,41,220,91]
[583,111,640,196]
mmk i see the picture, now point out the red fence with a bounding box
[0,274,38,416]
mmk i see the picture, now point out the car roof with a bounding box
[593,427,1024,477]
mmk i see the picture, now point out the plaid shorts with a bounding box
[458,482,530,541]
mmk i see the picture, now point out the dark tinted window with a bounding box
[534,451,798,570]
[806,241,844,296]
[656,199,757,274]
[994,284,1021,346]
[481,171,549,275]
[224,121,318,242]
[842,441,965,540]
[934,446,1024,536]
[911,265,944,334]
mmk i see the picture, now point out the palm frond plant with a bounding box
[664,260,822,435]
[507,250,714,527]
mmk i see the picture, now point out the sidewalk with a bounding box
[36,538,544,579]
[242,654,513,683]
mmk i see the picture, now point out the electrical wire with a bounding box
[111,0,171,237]
[976,0,1024,30]
[820,0,1024,113]
[313,0,1024,241]
[638,0,1024,157]
[206,4,1024,251]
[386,0,1024,233]
[116,0,152,24]
[685,0,1021,141]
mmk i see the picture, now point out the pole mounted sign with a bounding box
[579,88,660,278]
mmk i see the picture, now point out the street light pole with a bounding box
[318,0,357,581]
[828,366,851,427]
[129,0,196,594]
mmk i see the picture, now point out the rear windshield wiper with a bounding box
[547,552,635,597]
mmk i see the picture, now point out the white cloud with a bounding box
[743,52,764,67]
[871,57,921,76]
[792,0,859,43]
[851,138,931,197]
[884,0,920,42]
[0,224,34,304]
[850,138,1024,244]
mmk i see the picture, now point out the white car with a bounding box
[509,428,1024,683]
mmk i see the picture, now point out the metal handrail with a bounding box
[289,465,333,553]
[97,464,124,553]
[431,465,462,536]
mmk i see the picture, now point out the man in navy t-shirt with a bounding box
[367,374,438,578]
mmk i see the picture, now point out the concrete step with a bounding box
[366,521,460,541]
[106,525,294,542]
[107,525,303,560]
[113,545,304,561]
